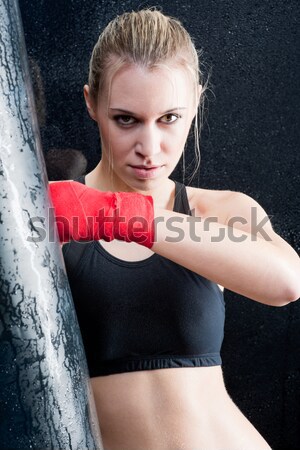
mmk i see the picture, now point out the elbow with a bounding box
[280,289,300,307]
[286,264,300,302]
[273,269,300,307]
[285,282,300,304]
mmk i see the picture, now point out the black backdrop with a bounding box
[19,1,300,448]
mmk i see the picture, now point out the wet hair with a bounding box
[87,8,209,182]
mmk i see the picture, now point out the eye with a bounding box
[160,113,180,124]
[114,115,136,126]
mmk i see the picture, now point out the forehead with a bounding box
[106,63,194,112]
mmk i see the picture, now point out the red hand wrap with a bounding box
[49,181,154,248]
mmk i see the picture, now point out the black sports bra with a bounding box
[63,179,225,377]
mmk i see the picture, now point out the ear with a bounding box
[83,85,97,121]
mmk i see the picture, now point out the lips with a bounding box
[129,164,163,179]
[130,165,161,170]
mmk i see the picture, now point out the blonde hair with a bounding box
[87,9,209,183]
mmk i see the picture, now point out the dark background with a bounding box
[19,0,300,448]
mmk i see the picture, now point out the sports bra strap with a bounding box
[74,175,85,184]
[174,181,192,216]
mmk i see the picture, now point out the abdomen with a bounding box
[90,366,271,450]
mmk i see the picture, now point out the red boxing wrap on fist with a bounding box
[49,181,154,248]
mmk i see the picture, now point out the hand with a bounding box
[49,181,154,248]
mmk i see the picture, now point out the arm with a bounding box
[152,192,300,306]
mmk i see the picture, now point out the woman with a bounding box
[51,9,300,449]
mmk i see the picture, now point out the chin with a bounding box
[127,177,162,193]
[120,167,172,192]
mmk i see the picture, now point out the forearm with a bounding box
[152,208,300,306]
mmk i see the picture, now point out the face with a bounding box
[85,63,197,192]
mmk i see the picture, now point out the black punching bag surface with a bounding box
[0,0,103,448]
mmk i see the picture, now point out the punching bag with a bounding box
[0,0,103,448]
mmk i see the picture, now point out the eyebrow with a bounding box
[109,107,187,115]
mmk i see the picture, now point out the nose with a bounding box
[134,124,161,159]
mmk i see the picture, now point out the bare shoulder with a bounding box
[187,186,289,249]
[186,185,235,223]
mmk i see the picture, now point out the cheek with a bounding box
[167,121,191,146]
[107,130,136,163]
[112,131,134,150]
[101,123,132,151]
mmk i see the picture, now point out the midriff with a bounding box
[91,366,271,450]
